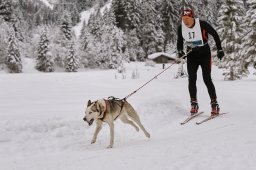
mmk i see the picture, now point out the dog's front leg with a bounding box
[91,120,102,144]
[107,121,114,148]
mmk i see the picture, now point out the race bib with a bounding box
[182,18,203,47]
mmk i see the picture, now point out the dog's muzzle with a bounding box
[83,117,94,126]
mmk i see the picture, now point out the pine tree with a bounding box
[98,8,127,69]
[112,0,129,30]
[241,0,256,73]
[217,0,246,80]
[111,0,144,60]
[60,10,72,41]
[36,29,54,72]
[80,20,92,51]
[5,31,22,73]
[212,0,224,25]
[160,0,179,51]
[139,0,164,57]
[53,10,75,68]
[79,20,95,67]
[0,20,9,64]
[0,0,12,22]
[65,42,80,72]
[96,25,127,69]
[83,7,128,69]
[126,29,145,61]
[87,9,102,39]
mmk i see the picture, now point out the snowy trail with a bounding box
[1,63,256,170]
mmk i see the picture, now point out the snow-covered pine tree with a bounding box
[84,7,128,69]
[160,0,179,51]
[0,0,12,22]
[80,21,89,51]
[217,0,246,80]
[87,9,102,39]
[36,29,54,72]
[5,30,22,73]
[125,29,145,61]
[53,10,76,68]
[65,41,80,72]
[60,10,72,41]
[69,4,80,26]
[111,0,145,61]
[0,20,9,64]
[241,0,256,74]
[79,20,95,67]
[203,0,223,29]
[139,0,165,57]
[97,8,128,69]
[112,0,133,30]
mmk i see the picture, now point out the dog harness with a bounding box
[98,97,125,121]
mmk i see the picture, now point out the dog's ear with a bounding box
[87,100,92,107]
[96,100,106,118]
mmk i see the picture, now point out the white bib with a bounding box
[182,18,204,47]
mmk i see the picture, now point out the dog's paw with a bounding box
[91,140,96,144]
[106,145,113,149]
[145,132,150,138]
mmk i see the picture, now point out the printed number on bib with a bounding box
[181,18,204,47]
[188,32,195,39]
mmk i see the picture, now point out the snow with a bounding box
[39,0,54,10]
[73,1,112,38]
[100,0,112,15]
[148,52,177,60]
[1,62,256,170]
[73,8,95,38]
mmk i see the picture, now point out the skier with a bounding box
[175,8,224,116]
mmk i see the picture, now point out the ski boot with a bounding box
[211,99,220,116]
[190,99,199,115]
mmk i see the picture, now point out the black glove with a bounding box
[217,50,224,60]
[177,50,185,58]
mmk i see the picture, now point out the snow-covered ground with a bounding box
[1,62,256,170]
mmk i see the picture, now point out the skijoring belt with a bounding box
[187,42,209,51]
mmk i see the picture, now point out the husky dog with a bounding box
[83,98,150,148]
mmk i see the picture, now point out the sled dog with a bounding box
[83,98,150,148]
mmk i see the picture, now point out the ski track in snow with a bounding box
[1,62,256,170]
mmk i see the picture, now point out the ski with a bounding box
[196,112,228,125]
[180,111,204,125]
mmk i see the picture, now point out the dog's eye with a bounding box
[89,112,92,115]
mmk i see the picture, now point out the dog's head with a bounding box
[83,99,106,126]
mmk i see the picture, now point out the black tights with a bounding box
[187,45,217,100]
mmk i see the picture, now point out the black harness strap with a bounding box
[99,97,125,121]
[114,98,125,120]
